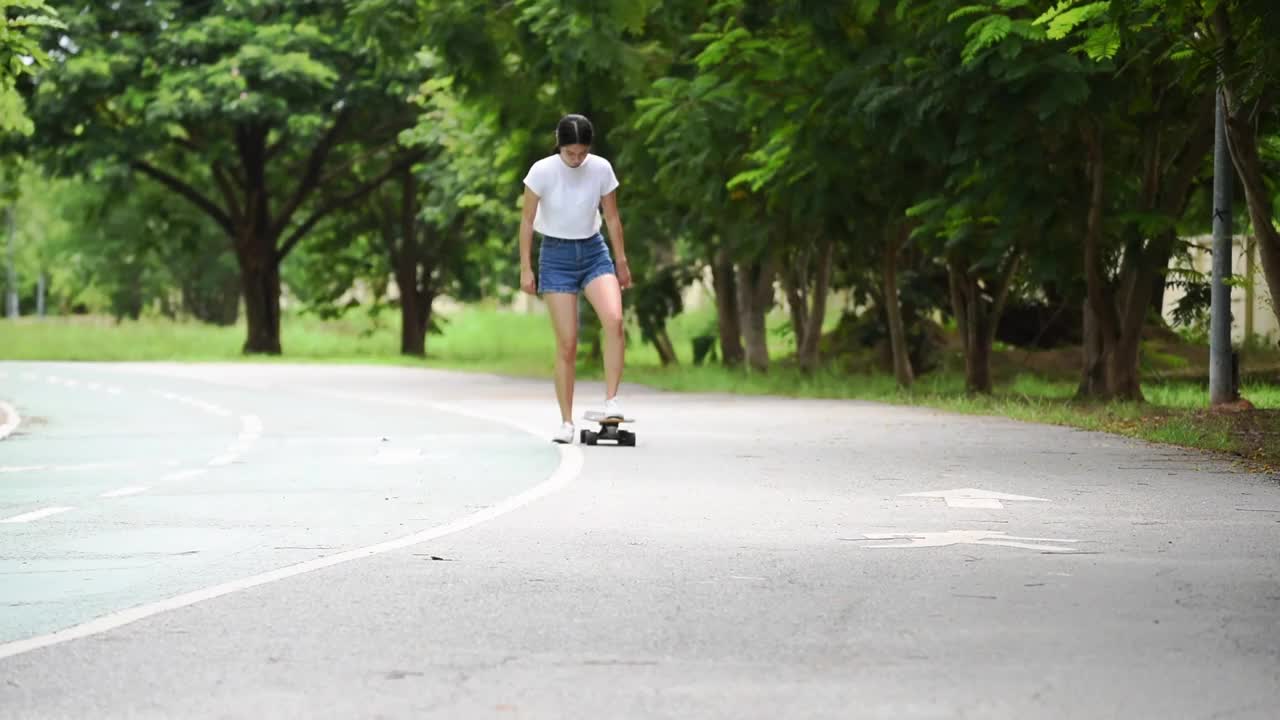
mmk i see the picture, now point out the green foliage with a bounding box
[10,161,237,322]
[1,0,64,136]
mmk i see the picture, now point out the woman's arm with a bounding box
[519,186,539,294]
[601,190,631,289]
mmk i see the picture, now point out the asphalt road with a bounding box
[1,361,1278,719]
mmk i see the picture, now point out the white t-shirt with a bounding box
[523,153,620,239]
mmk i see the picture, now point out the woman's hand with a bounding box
[615,257,633,290]
[520,266,537,295]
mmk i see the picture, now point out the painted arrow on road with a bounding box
[858,530,1082,554]
[900,488,1050,509]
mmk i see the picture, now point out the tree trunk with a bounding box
[711,248,745,367]
[232,124,282,355]
[783,266,803,353]
[397,271,428,357]
[881,227,914,388]
[652,326,678,366]
[389,168,437,358]
[965,328,993,395]
[1078,301,1107,398]
[781,253,809,353]
[948,250,1020,395]
[1108,326,1144,401]
[949,266,991,394]
[797,238,835,374]
[1078,122,1121,398]
[1223,98,1280,333]
[1215,6,1280,333]
[1078,99,1207,401]
[237,235,282,354]
[738,250,776,373]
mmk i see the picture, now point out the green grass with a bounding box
[2,306,1278,467]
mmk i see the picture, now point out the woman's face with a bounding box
[559,143,589,168]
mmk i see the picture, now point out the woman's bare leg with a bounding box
[544,292,580,422]
[584,274,625,399]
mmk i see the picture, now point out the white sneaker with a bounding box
[603,396,623,420]
[552,421,575,444]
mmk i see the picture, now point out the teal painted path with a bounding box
[0,361,559,645]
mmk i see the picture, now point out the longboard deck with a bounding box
[583,411,635,424]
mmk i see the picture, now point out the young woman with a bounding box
[519,114,632,443]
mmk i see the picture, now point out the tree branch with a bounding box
[266,129,291,162]
[986,249,1022,348]
[276,150,427,262]
[272,109,352,238]
[211,162,243,227]
[131,160,234,236]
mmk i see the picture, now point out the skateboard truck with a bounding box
[581,411,636,447]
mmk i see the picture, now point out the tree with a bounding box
[1039,0,1280,348]
[1,0,63,137]
[10,162,238,321]
[953,0,1216,399]
[25,1,427,353]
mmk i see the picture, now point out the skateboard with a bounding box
[581,411,636,447]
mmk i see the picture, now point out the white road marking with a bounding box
[0,460,180,474]
[860,530,1082,554]
[1,506,75,524]
[152,391,234,418]
[100,486,150,498]
[0,441,583,661]
[161,468,209,482]
[0,400,20,440]
[900,488,1050,509]
[208,415,263,466]
[947,498,1004,509]
[242,415,263,436]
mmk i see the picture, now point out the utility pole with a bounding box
[4,205,16,319]
[1209,85,1236,405]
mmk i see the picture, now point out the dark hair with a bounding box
[555,114,594,149]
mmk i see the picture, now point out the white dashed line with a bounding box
[0,400,20,440]
[0,460,179,474]
[100,486,150,498]
[162,468,209,482]
[1,507,75,524]
[209,414,263,466]
[151,391,234,418]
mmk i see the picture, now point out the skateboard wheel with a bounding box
[619,430,636,447]
[584,430,598,446]
[580,429,589,444]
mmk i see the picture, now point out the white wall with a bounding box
[1163,235,1278,345]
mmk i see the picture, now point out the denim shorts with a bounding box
[537,233,616,294]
